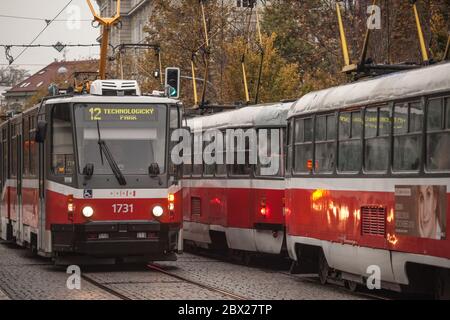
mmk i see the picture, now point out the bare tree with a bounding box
[0,67,29,87]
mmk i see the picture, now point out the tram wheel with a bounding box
[318,251,329,285]
[435,269,450,300]
[242,252,252,266]
[345,280,359,292]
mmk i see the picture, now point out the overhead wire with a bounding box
[10,0,74,65]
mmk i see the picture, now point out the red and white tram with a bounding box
[182,102,291,260]
[0,80,183,264]
[285,62,450,297]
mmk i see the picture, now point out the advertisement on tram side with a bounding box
[395,185,447,240]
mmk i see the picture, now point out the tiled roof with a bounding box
[7,60,98,94]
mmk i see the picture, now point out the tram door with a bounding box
[37,111,46,253]
[12,120,23,244]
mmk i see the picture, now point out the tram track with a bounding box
[147,263,250,300]
[183,248,398,300]
[81,274,133,300]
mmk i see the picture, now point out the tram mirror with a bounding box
[83,163,94,178]
[149,163,161,177]
[35,120,48,143]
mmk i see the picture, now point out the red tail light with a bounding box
[67,194,74,221]
[260,207,267,216]
[168,193,175,219]
[260,198,267,217]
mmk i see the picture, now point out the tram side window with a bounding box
[426,97,450,171]
[286,122,292,174]
[203,138,215,177]
[169,107,180,176]
[364,106,391,172]
[23,117,30,177]
[229,130,253,177]
[51,104,74,176]
[182,134,192,178]
[393,101,423,172]
[11,124,17,178]
[256,128,282,177]
[192,133,203,176]
[338,111,362,173]
[215,131,227,177]
[294,117,313,173]
[2,128,7,187]
[29,116,37,177]
[315,114,336,173]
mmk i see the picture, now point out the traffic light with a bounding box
[165,67,180,99]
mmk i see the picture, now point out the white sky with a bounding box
[0,0,100,75]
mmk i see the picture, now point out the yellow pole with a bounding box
[199,0,210,107]
[191,58,198,106]
[444,35,449,61]
[98,26,110,79]
[240,5,253,104]
[256,7,263,46]
[241,61,250,103]
[412,3,429,62]
[201,1,209,47]
[336,2,350,66]
[86,0,121,79]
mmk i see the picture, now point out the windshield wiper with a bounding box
[96,121,127,186]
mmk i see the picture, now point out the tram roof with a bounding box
[186,102,293,132]
[289,62,450,118]
[43,94,179,105]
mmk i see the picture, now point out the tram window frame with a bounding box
[392,100,423,173]
[2,127,8,187]
[215,130,227,178]
[425,96,450,172]
[203,137,215,178]
[314,113,336,174]
[50,104,75,178]
[286,121,293,175]
[192,132,203,177]
[23,116,30,178]
[293,117,314,174]
[168,106,181,177]
[363,105,391,173]
[337,110,363,174]
[29,115,38,178]
[255,127,284,178]
[11,123,17,178]
[182,132,193,178]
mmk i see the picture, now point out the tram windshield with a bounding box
[74,104,167,176]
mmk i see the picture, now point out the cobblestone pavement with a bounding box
[0,241,367,300]
[156,253,367,300]
[83,266,232,300]
[0,288,10,300]
[0,241,118,300]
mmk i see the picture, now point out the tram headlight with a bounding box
[82,206,94,218]
[152,205,164,217]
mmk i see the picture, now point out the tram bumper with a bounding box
[51,221,181,259]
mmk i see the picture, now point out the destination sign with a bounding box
[86,106,158,121]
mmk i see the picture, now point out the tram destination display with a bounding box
[85,106,158,122]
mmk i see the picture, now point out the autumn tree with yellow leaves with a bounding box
[134,0,302,107]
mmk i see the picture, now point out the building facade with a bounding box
[4,60,98,112]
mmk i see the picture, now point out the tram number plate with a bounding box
[112,204,134,213]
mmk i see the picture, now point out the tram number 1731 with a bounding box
[112,204,134,214]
